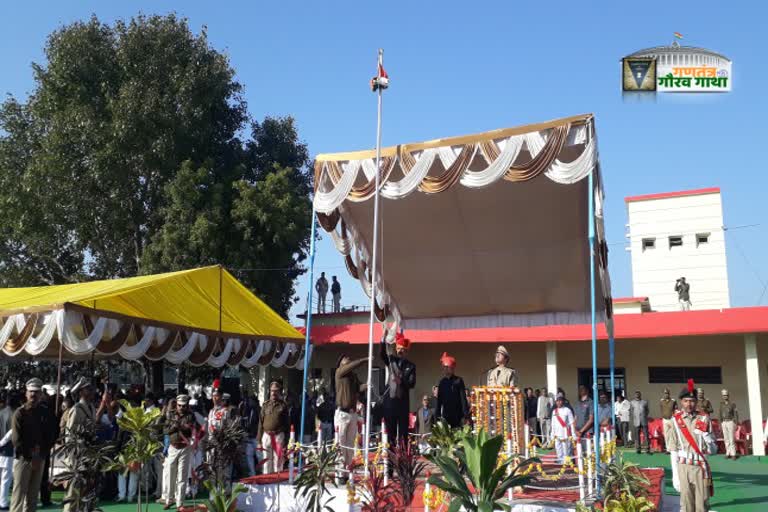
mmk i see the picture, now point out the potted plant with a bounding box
[427,429,535,512]
[107,399,163,512]
[293,443,340,512]
[200,480,248,512]
[358,461,398,512]
[600,454,650,504]
[389,439,426,508]
[54,422,116,512]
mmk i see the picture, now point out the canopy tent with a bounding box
[312,113,613,338]
[0,266,305,369]
[306,111,616,479]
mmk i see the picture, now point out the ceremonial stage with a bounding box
[237,467,665,512]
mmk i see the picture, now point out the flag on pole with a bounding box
[371,62,390,92]
[673,32,683,39]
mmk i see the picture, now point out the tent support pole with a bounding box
[363,48,385,475]
[588,164,600,496]
[609,327,616,432]
[51,340,64,483]
[298,199,319,469]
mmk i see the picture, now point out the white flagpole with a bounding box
[364,48,385,475]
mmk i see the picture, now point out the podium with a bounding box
[470,386,525,456]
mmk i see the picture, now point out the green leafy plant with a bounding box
[106,400,163,512]
[293,444,340,512]
[604,494,656,512]
[601,454,650,504]
[54,422,116,512]
[203,480,248,512]
[427,420,470,460]
[427,429,535,512]
[389,439,426,507]
[575,503,595,512]
[203,418,248,485]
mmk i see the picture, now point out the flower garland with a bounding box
[422,486,447,509]
[346,479,360,505]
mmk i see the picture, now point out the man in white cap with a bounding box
[549,393,575,463]
[487,345,517,387]
[10,378,56,512]
[163,395,196,510]
[718,389,739,459]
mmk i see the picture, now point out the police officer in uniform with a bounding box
[63,377,106,512]
[696,388,713,416]
[258,380,290,474]
[718,389,739,459]
[669,380,713,512]
[659,388,677,453]
[486,346,517,387]
[10,379,56,512]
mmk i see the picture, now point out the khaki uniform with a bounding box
[697,398,713,416]
[719,401,739,457]
[10,403,56,512]
[258,399,289,474]
[164,410,196,508]
[63,400,96,512]
[669,412,711,512]
[487,366,517,387]
[659,398,677,452]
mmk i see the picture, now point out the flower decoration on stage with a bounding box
[440,352,456,368]
[395,332,410,350]
[370,63,389,92]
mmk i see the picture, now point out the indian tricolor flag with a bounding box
[674,32,683,39]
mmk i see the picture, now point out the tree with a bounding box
[0,13,312,316]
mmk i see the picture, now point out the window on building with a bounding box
[669,235,683,248]
[641,238,655,251]
[648,366,722,384]
[696,233,710,246]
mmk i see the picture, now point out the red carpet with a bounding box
[240,467,664,510]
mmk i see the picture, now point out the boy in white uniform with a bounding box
[549,393,575,463]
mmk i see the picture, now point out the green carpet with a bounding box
[39,492,208,511]
[622,449,768,512]
[37,452,768,511]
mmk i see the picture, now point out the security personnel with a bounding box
[163,395,196,510]
[696,388,713,416]
[258,379,290,474]
[669,380,713,512]
[63,377,107,512]
[487,346,517,387]
[10,378,56,512]
[718,389,739,459]
[659,389,677,453]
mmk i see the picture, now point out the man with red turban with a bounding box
[435,352,470,428]
[380,333,416,445]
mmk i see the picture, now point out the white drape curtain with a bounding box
[0,310,300,368]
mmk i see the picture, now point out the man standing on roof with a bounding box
[381,333,416,445]
[675,277,691,311]
[331,276,342,313]
[315,273,329,314]
[487,346,517,387]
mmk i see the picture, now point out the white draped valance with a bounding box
[0,310,303,369]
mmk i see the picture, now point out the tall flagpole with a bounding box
[364,48,385,474]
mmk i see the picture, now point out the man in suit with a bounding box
[381,333,416,445]
[435,353,469,428]
[416,395,435,453]
[631,391,650,454]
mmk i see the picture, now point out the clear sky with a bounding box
[2,1,767,323]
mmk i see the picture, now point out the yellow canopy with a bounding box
[0,266,302,341]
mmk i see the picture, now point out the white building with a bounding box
[626,187,730,311]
